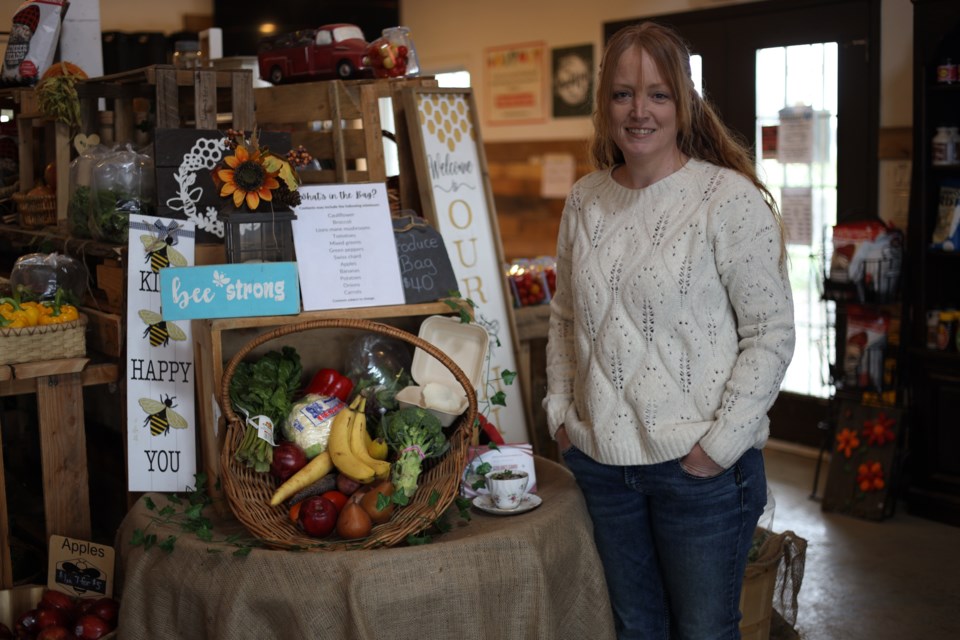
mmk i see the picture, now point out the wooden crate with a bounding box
[76,65,256,144]
[253,76,437,213]
[0,87,71,222]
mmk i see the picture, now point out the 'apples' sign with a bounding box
[159,263,301,320]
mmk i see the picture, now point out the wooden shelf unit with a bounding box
[76,64,256,142]
[0,358,119,589]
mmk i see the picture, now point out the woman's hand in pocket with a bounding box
[680,443,725,477]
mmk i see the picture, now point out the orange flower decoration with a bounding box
[856,460,885,492]
[835,427,861,458]
[862,412,896,447]
[217,144,280,210]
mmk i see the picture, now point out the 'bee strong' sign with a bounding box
[158,263,301,320]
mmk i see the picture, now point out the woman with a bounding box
[543,21,795,640]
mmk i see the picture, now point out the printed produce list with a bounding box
[292,183,405,311]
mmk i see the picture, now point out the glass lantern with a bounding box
[221,209,297,263]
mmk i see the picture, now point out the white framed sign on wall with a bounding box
[402,87,530,444]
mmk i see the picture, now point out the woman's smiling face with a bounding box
[608,46,680,172]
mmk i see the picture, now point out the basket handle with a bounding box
[218,317,479,432]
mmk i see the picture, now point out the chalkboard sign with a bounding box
[393,214,459,304]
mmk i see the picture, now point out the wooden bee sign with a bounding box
[125,214,198,492]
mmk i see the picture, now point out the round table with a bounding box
[114,456,615,640]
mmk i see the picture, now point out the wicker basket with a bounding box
[219,318,478,551]
[0,314,88,365]
[12,191,57,229]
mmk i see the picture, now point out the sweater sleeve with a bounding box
[698,181,796,468]
[542,182,580,439]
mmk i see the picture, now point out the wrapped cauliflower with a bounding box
[283,394,344,459]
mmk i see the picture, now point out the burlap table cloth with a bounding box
[113,456,615,640]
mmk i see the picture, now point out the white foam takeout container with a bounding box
[395,315,489,427]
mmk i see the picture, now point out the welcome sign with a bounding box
[159,263,301,320]
[404,88,529,443]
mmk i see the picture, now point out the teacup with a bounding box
[485,469,529,510]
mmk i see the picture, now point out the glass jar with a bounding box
[936,310,957,351]
[932,126,955,166]
[936,58,958,84]
[173,40,203,70]
[366,26,420,78]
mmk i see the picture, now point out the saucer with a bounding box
[472,493,542,515]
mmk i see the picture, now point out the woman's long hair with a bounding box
[590,21,787,260]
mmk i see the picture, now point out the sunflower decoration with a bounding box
[214,130,301,211]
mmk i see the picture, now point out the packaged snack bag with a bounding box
[1,0,67,86]
[842,305,889,391]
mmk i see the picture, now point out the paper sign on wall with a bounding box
[125,214,197,492]
[159,262,301,320]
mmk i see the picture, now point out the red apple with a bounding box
[15,609,40,637]
[73,614,111,640]
[75,598,95,617]
[37,626,77,640]
[36,607,71,630]
[270,442,307,481]
[297,495,338,537]
[39,590,77,618]
[86,598,119,628]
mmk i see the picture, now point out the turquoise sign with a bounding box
[159,263,301,320]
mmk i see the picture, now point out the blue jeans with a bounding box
[562,446,766,640]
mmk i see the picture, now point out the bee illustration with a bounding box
[141,233,187,273]
[139,395,189,436]
[138,309,187,347]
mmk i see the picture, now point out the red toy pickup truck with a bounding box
[257,23,369,84]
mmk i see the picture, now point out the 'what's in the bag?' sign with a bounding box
[159,263,301,320]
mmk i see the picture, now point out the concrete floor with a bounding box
[763,444,960,640]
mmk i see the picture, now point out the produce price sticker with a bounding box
[291,183,405,311]
[125,214,197,492]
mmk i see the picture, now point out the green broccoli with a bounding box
[381,407,449,503]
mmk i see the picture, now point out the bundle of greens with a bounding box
[381,406,448,504]
[228,346,302,472]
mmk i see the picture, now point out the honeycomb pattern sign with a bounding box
[417,92,476,152]
[411,90,529,443]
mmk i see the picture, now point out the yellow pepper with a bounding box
[39,303,79,324]
[0,297,34,328]
[19,300,44,325]
[39,289,80,324]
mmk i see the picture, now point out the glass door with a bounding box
[756,43,839,400]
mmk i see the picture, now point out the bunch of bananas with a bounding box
[328,397,391,483]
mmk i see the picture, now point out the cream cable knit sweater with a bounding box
[543,159,795,469]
